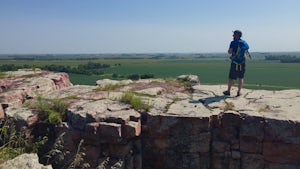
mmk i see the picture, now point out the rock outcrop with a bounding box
[1,70,300,169]
[0,69,72,108]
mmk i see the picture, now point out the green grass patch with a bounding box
[120,91,150,111]
[36,97,67,124]
[0,72,5,79]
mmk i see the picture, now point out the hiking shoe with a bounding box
[236,92,241,97]
[223,90,230,96]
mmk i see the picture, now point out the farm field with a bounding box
[84,58,300,90]
[1,56,300,90]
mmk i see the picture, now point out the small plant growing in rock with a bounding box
[177,79,193,93]
[258,105,271,112]
[120,91,150,111]
[224,101,235,111]
[42,133,90,169]
[97,157,123,169]
[66,139,90,169]
[172,97,181,102]
[37,97,67,124]
[97,157,110,169]
[42,132,68,166]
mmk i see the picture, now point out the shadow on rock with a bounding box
[189,96,228,105]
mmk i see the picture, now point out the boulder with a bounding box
[0,153,52,169]
[177,74,200,85]
[5,107,37,126]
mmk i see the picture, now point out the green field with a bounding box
[1,56,300,90]
[67,58,300,90]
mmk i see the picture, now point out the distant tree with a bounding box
[112,73,118,78]
[22,64,31,69]
[265,55,296,60]
[0,64,20,71]
[127,74,140,80]
[141,74,154,79]
[280,58,300,63]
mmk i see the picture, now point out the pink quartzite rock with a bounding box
[45,72,72,89]
[0,70,72,115]
[84,122,122,144]
[0,78,13,92]
[0,90,27,107]
[67,99,141,144]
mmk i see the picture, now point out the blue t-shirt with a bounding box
[229,39,249,63]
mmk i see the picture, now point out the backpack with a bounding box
[230,40,250,71]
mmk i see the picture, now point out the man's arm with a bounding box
[228,48,233,54]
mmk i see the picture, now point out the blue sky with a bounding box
[1,0,300,54]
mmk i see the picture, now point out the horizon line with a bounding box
[1,51,300,55]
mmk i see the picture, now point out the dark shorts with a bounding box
[228,62,246,80]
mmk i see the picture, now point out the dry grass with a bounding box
[224,101,235,111]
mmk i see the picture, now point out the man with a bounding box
[223,30,249,97]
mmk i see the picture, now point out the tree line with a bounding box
[265,55,300,63]
[0,62,110,75]
[0,62,154,80]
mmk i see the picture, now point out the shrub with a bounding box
[127,74,140,80]
[141,74,154,79]
[112,73,119,79]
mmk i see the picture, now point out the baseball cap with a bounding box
[233,30,242,37]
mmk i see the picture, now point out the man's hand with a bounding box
[228,48,233,54]
[246,50,252,60]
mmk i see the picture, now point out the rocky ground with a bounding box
[0,69,300,169]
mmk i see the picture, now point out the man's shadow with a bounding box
[189,95,228,105]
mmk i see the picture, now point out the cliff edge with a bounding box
[0,70,300,169]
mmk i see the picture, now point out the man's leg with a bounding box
[223,78,233,95]
[227,78,234,91]
[224,63,235,96]
[237,78,244,96]
[237,63,246,96]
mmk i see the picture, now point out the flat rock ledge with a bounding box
[1,70,300,169]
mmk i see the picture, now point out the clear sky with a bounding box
[1,0,300,54]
